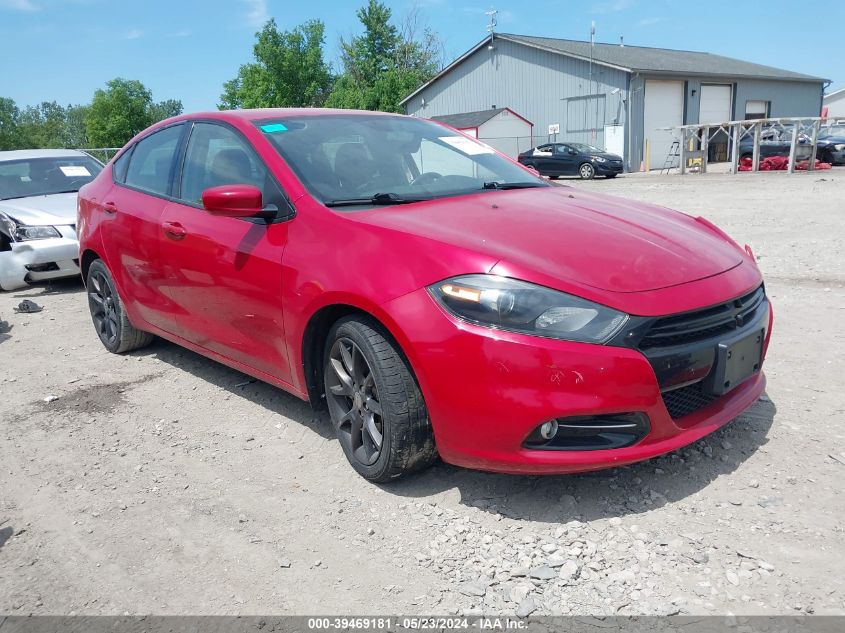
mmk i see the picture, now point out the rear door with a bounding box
[100,123,185,333]
[531,144,556,175]
[158,121,294,382]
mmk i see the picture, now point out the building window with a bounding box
[566,95,606,133]
[745,100,770,120]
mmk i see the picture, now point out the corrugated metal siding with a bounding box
[405,39,824,171]
[405,38,629,153]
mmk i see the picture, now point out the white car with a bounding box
[0,149,103,290]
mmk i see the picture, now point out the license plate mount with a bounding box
[705,329,764,396]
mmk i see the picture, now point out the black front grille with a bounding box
[639,285,765,350]
[661,382,720,419]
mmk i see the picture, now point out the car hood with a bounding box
[351,186,744,293]
[592,152,622,161]
[0,192,78,226]
[819,135,845,144]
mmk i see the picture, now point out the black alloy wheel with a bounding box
[326,336,385,467]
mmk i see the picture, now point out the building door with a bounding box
[643,80,684,170]
[699,84,733,124]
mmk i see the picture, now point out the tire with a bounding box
[86,259,154,353]
[578,163,595,180]
[323,316,436,482]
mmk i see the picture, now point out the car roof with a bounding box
[0,148,90,161]
[165,108,404,124]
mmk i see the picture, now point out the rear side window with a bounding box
[124,124,183,196]
[178,122,284,208]
[112,147,133,183]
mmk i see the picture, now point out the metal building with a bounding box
[402,33,827,170]
[429,107,533,157]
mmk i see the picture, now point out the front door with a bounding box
[159,121,294,383]
[554,144,579,175]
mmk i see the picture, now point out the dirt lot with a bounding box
[1,169,843,617]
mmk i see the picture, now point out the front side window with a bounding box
[0,154,103,200]
[124,124,183,196]
[179,122,283,208]
[257,114,545,207]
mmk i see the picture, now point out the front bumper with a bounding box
[384,279,771,475]
[0,228,80,290]
[594,160,624,175]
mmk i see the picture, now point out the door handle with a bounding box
[163,221,187,240]
[103,201,119,214]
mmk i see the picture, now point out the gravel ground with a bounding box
[1,169,843,617]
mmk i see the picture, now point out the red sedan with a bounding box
[77,109,772,482]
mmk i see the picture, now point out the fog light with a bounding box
[539,420,559,440]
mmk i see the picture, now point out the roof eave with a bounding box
[633,68,827,83]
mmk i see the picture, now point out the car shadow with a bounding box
[384,396,776,523]
[129,338,334,441]
[0,525,12,551]
[130,336,774,522]
[11,277,85,297]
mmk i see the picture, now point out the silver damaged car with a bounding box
[0,149,103,290]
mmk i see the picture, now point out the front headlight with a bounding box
[428,274,628,344]
[592,156,607,163]
[0,212,61,241]
[835,144,845,151]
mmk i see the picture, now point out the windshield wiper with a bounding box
[324,192,429,207]
[482,181,547,190]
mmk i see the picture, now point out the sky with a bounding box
[1,0,843,113]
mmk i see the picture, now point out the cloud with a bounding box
[122,28,143,40]
[242,0,268,28]
[168,29,192,38]
[590,0,635,14]
[637,16,665,26]
[0,0,38,11]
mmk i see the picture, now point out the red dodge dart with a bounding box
[77,109,772,482]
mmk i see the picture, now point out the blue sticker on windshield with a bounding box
[261,123,288,133]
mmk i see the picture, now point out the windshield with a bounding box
[569,143,604,153]
[257,114,545,206]
[0,155,103,200]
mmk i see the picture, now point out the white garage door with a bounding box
[644,80,684,170]
[699,84,732,125]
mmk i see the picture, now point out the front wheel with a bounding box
[323,316,436,482]
[579,163,595,179]
[86,259,154,353]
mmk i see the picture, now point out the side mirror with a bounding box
[568,148,578,155]
[202,184,264,218]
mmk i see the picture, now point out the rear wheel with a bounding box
[86,259,154,353]
[579,163,595,180]
[323,316,436,482]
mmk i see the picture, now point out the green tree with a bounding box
[326,1,441,113]
[64,104,90,148]
[86,78,153,148]
[16,101,67,148]
[148,99,184,123]
[219,19,332,109]
[0,97,22,150]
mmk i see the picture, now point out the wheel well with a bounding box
[302,304,407,410]
[302,305,370,408]
[80,249,100,284]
